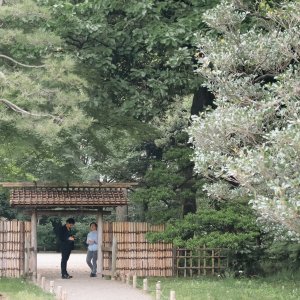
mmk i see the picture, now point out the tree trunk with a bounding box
[181,86,215,214]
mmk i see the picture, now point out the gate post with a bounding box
[31,210,37,281]
[97,208,103,277]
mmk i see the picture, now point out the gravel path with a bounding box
[37,253,152,300]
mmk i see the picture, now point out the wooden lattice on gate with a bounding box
[0,220,31,277]
[102,222,173,277]
[175,247,229,277]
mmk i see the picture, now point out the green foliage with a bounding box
[0,0,93,181]
[262,241,300,274]
[143,276,300,300]
[0,278,54,300]
[189,0,300,239]
[131,137,196,222]
[34,0,220,178]
[37,222,56,251]
[147,200,265,274]
[0,192,17,219]
[149,203,260,251]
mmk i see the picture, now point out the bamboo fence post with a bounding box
[132,274,137,288]
[62,290,68,300]
[121,273,125,283]
[143,278,148,292]
[111,235,117,278]
[24,238,29,276]
[126,273,130,285]
[170,290,176,300]
[156,281,161,300]
[56,286,62,300]
[50,280,55,294]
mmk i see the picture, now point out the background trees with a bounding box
[0,0,92,181]
[1,0,300,275]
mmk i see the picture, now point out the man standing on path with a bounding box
[59,217,75,279]
[86,222,98,277]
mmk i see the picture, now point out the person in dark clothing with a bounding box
[59,218,75,279]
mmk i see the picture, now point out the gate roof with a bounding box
[0,182,137,209]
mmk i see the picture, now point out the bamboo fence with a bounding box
[103,222,173,277]
[175,247,229,277]
[0,220,31,278]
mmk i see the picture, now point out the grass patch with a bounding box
[0,278,54,300]
[138,276,300,300]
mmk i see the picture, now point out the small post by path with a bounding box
[132,274,137,288]
[170,290,176,300]
[41,276,46,290]
[50,280,55,294]
[143,278,148,292]
[37,273,41,285]
[62,290,68,300]
[126,273,130,285]
[56,286,62,300]
[156,281,161,300]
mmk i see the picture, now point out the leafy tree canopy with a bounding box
[0,0,92,180]
[189,0,300,239]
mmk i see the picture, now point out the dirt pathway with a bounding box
[38,253,152,300]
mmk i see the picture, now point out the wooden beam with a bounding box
[22,210,112,217]
[0,181,138,188]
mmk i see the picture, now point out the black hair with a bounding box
[90,222,98,229]
[66,218,75,224]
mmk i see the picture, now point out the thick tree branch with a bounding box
[0,98,57,119]
[0,54,45,68]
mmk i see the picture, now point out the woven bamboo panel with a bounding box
[175,248,229,277]
[10,187,127,207]
[0,220,31,278]
[103,222,173,277]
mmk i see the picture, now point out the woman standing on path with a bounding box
[86,222,98,277]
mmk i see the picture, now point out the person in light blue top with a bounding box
[86,222,98,277]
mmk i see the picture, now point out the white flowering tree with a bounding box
[189,0,300,239]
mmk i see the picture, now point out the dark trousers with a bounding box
[61,247,72,276]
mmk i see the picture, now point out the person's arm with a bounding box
[59,226,74,242]
[86,232,94,245]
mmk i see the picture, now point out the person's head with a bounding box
[90,222,97,231]
[66,218,75,230]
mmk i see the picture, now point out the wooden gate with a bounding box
[0,220,31,277]
[103,222,173,276]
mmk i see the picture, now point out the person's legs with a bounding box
[91,251,98,274]
[61,248,72,277]
[86,250,93,272]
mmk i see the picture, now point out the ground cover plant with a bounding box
[142,275,300,300]
[0,278,54,300]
